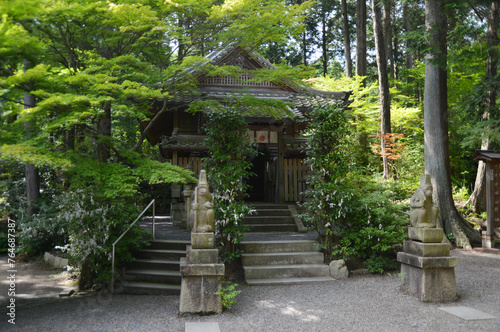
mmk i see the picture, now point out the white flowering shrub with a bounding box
[301,105,354,255]
[202,104,257,263]
[16,195,70,255]
[332,180,408,273]
[60,189,149,282]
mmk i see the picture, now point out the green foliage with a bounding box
[62,189,151,283]
[202,101,257,263]
[332,179,408,273]
[300,104,354,254]
[301,105,408,273]
[215,281,242,311]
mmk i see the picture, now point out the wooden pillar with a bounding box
[278,130,284,203]
[484,162,494,248]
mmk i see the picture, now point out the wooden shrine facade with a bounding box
[142,46,352,209]
[472,150,500,248]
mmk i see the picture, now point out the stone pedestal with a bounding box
[179,232,224,315]
[482,231,494,249]
[397,227,458,302]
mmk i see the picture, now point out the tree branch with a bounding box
[132,97,170,151]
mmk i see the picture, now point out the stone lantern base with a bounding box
[397,227,458,302]
[179,233,224,315]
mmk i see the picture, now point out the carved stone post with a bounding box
[179,170,224,315]
[397,174,458,302]
[181,163,195,231]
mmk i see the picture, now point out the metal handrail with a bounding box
[111,199,155,293]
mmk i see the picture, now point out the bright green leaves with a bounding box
[210,0,313,48]
[188,94,295,120]
[0,144,73,170]
[0,14,44,64]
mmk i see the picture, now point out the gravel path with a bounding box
[1,219,499,331]
[1,249,499,331]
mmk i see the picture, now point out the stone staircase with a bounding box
[115,239,190,295]
[243,203,300,232]
[240,240,333,285]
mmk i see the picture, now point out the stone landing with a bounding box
[397,227,458,302]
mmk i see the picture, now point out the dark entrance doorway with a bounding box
[247,145,269,202]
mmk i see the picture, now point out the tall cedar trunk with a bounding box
[356,0,367,83]
[356,0,369,165]
[372,0,391,179]
[302,31,308,66]
[466,1,499,213]
[97,102,112,162]
[178,18,185,63]
[403,3,414,80]
[424,0,481,248]
[23,59,40,217]
[383,0,395,79]
[341,0,352,77]
[321,13,328,76]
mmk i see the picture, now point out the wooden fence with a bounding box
[176,156,308,203]
[177,157,203,176]
[283,158,308,202]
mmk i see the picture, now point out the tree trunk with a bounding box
[403,3,414,82]
[424,0,481,248]
[356,0,367,84]
[321,13,328,76]
[302,31,308,66]
[97,102,112,162]
[467,1,499,213]
[372,0,391,179]
[341,0,352,77]
[383,0,395,79]
[23,59,40,217]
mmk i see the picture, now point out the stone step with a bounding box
[243,216,295,224]
[252,209,291,217]
[133,249,186,260]
[117,280,181,295]
[124,269,181,283]
[245,224,298,232]
[240,240,318,253]
[244,264,330,280]
[250,203,290,210]
[148,240,191,251]
[246,276,334,286]
[241,251,324,266]
[126,258,180,271]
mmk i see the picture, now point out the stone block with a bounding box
[179,273,223,315]
[185,322,221,332]
[400,263,457,302]
[59,289,75,298]
[397,252,458,269]
[329,260,348,279]
[59,258,69,268]
[408,227,444,243]
[191,232,214,249]
[180,258,225,276]
[171,203,185,228]
[403,240,450,257]
[45,252,55,266]
[186,247,219,264]
[54,256,61,268]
